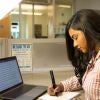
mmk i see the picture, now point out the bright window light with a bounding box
[0,0,22,20]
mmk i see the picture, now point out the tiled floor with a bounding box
[22,70,85,100]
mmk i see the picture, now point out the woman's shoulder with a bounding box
[94,57,100,71]
[94,50,100,70]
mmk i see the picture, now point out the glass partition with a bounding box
[10,4,20,38]
[10,3,33,39]
[55,0,73,38]
[34,4,48,38]
[20,4,33,39]
[10,0,74,39]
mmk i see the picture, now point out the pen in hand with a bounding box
[50,70,56,89]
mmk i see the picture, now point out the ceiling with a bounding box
[11,0,73,16]
[22,0,73,5]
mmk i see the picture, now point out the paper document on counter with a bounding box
[38,91,80,100]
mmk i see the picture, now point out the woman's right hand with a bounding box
[47,83,64,96]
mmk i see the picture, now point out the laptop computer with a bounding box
[0,56,47,100]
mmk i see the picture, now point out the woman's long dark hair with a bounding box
[65,9,100,85]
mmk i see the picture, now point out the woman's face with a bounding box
[69,28,88,53]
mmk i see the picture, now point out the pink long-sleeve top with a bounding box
[61,51,100,100]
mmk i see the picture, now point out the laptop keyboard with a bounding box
[1,84,36,99]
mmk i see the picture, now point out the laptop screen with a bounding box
[0,56,22,92]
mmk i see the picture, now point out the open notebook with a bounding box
[0,56,47,100]
[38,91,80,100]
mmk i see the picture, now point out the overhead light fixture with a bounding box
[34,12,43,16]
[11,11,43,16]
[58,5,71,8]
[14,4,48,10]
[0,0,22,20]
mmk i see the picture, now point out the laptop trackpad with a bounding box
[15,95,34,100]
[15,86,47,100]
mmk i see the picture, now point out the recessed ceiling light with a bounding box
[58,5,71,8]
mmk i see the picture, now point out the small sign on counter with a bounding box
[11,44,32,72]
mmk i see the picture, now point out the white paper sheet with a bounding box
[38,91,80,100]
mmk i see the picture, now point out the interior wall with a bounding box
[32,42,70,68]
[0,16,10,38]
[75,0,100,11]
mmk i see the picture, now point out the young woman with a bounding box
[48,9,100,100]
